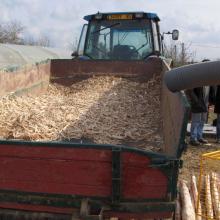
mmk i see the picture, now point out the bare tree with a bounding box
[0,24,6,42]
[36,35,50,47]
[24,36,36,46]
[0,20,51,47]
[68,37,78,51]
[0,21,24,44]
[24,34,51,47]
[164,41,196,67]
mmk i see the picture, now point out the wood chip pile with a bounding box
[176,174,220,220]
[0,75,163,151]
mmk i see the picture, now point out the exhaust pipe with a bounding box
[164,61,220,92]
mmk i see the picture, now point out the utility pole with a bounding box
[174,44,177,65]
[181,43,185,65]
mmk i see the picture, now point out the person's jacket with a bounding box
[185,87,208,113]
[214,86,220,113]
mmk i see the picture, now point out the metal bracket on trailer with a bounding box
[112,147,121,204]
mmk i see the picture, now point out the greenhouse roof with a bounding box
[0,43,72,70]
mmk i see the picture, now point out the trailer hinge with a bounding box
[149,158,182,168]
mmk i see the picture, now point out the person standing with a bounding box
[214,85,220,143]
[185,59,210,146]
[186,86,209,146]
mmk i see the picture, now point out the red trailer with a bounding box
[0,12,189,219]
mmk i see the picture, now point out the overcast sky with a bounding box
[1,0,220,60]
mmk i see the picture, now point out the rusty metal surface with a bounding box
[50,58,163,85]
[0,62,50,97]
[161,61,190,157]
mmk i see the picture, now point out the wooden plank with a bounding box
[0,202,75,214]
[122,152,168,199]
[122,152,151,166]
[0,145,111,161]
[0,144,170,201]
[0,157,111,196]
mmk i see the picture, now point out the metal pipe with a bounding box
[164,61,220,92]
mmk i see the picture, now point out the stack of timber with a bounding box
[176,173,220,220]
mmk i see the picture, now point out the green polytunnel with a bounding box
[0,43,72,70]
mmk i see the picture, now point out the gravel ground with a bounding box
[179,138,220,182]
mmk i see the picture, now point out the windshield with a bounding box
[84,19,153,60]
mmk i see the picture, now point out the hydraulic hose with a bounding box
[164,61,220,92]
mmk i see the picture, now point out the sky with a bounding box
[0,0,220,61]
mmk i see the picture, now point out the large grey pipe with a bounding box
[164,61,220,92]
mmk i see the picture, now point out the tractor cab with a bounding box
[75,12,164,60]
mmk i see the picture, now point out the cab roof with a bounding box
[84,12,160,22]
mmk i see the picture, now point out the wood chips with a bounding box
[0,75,163,151]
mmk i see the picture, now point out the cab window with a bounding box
[85,19,153,60]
